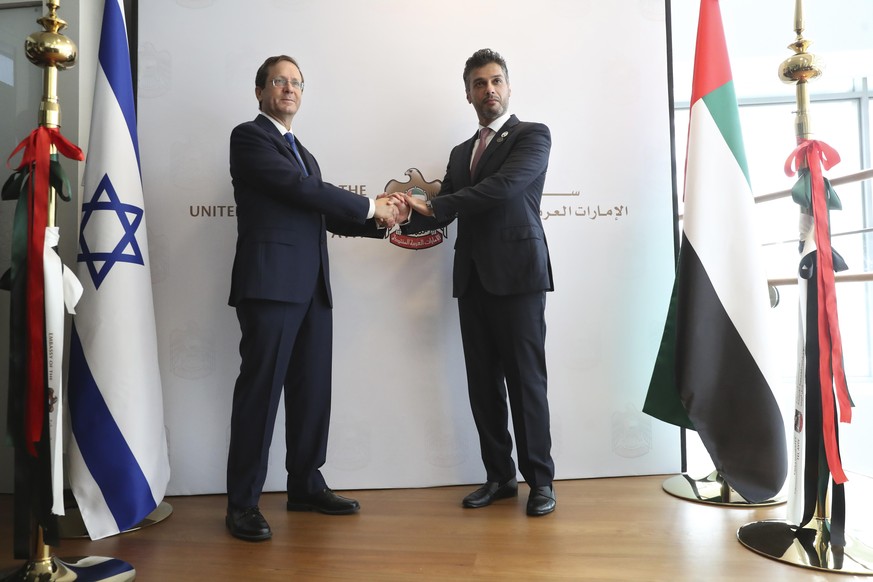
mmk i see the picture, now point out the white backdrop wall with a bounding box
[136,0,677,495]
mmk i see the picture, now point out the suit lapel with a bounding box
[255,115,296,163]
[293,136,317,178]
[254,115,316,177]
[458,131,478,185]
[472,115,519,181]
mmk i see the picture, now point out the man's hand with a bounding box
[386,192,410,224]
[405,193,434,217]
[374,196,399,228]
[375,192,411,227]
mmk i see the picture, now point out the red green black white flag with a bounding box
[643,0,787,503]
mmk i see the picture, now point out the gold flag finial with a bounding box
[24,0,78,129]
[778,0,821,140]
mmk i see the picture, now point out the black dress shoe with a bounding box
[287,488,360,515]
[462,478,518,508]
[526,484,556,516]
[226,506,271,541]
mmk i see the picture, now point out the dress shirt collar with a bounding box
[480,111,511,136]
[260,112,294,136]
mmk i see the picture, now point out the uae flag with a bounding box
[643,0,786,503]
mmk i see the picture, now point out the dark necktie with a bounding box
[284,132,309,177]
[470,127,493,176]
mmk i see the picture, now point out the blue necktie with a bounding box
[284,132,309,177]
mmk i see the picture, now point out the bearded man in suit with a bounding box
[404,48,556,516]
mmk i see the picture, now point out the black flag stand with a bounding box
[736,0,873,574]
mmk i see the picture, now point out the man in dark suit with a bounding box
[404,48,556,516]
[226,55,402,541]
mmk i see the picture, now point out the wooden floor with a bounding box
[1,475,871,581]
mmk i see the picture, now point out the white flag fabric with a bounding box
[43,226,83,515]
[67,0,170,540]
[787,213,816,524]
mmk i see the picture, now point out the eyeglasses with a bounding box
[270,78,304,90]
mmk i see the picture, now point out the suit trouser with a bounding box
[457,269,555,488]
[226,288,332,511]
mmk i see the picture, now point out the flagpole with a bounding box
[653,0,788,510]
[0,2,134,581]
[736,0,873,573]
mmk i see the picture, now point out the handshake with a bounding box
[373,192,435,228]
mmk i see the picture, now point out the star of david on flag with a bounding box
[78,173,145,289]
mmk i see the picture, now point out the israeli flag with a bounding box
[68,0,170,540]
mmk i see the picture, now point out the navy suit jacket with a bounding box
[406,115,554,297]
[228,114,382,307]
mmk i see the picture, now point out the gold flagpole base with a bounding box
[58,502,173,539]
[662,471,786,507]
[0,556,135,581]
[1,503,172,580]
[738,518,873,575]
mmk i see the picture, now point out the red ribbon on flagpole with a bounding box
[784,139,851,485]
[7,126,84,456]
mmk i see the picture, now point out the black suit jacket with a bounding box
[228,114,382,307]
[406,115,553,297]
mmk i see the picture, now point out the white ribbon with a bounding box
[43,226,84,515]
[787,213,816,525]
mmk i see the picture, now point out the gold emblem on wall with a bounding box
[384,168,445,249]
